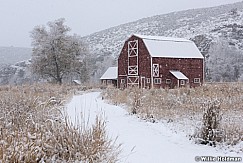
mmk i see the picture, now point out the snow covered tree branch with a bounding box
[30,18,90,84]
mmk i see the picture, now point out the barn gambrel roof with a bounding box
[100,67,118,80]
[133,34,204,59]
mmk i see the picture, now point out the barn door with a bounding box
[141,76,146,88]
[127,76,139,87]
[127,40,139,86]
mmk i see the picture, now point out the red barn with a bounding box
[118,34,204,89]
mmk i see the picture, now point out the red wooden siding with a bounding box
[152,57,203,88]
[118,35,151,88]
[118,35,204,89]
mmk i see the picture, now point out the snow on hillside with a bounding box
[0,46,32,68]
[0,59,33,85]
[66,92,242,163]
[0,47,32,85]
[81,1,243,77]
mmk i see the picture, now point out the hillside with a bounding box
[82,1,243,58]
[0,46,32,68]
[0,47,33,85]
[81,1,243,79]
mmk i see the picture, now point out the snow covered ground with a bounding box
[66,91,242,163]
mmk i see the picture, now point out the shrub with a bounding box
[194,100,223,146]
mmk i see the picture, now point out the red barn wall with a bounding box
[152,57,204,88]
[118,35,151,88]
[118,39,128,89]
[118,35,204,89]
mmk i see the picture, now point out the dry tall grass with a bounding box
[0,84,120,162]
[102,83,243,151]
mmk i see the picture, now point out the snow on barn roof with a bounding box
[170,70,188,80]
[133,34,204,59]
[100,67,118,80]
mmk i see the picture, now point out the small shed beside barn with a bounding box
[100,67,118,87]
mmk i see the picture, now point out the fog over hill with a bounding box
[0,47,32,68]
[0,47,32,85]
[1,1,243,85]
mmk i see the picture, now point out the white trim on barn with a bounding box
[128,40,138,57]
[128,66,138,75]
[150,57,154,88]
[154,78,161,84]
[194,78,200,83]
[128,40,139,76]
[127,76,139,86]
[152,64,159,77]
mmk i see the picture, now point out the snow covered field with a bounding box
[66,91,242,163]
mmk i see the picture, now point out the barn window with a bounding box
[153,64,159,77]
[166,79,171,84]
[128,66,138,75]
[146,78,150,83]
[194,78,200,83]
[121,79,125,83]
[128,40,138,57]
[154,78,161,84]
[180,80,185,85]
[103,80,106,84]
[107,80,112,84]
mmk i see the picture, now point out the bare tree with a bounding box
[30,18,89,84]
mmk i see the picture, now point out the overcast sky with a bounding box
[0,0,242,48]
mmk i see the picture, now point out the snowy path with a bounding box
[66,92,242,163]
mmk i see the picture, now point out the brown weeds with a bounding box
[0,84,120,162]
[102,83,243,150]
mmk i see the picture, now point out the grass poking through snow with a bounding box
[0,84,121,162]
[102,83,243,153]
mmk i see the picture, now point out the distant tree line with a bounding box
[206,38,243,82]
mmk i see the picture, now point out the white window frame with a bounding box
[166,79,171,84]
[102,80,106,84]
[121,79,125,83]
[154,78,161,84]
[128,65,138,75]
[146,78,150,83]
[107,80,112,84]
[194,78,200,83]
[180,80,185,85]
[128,40,138,57]
[152,64,159,77]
